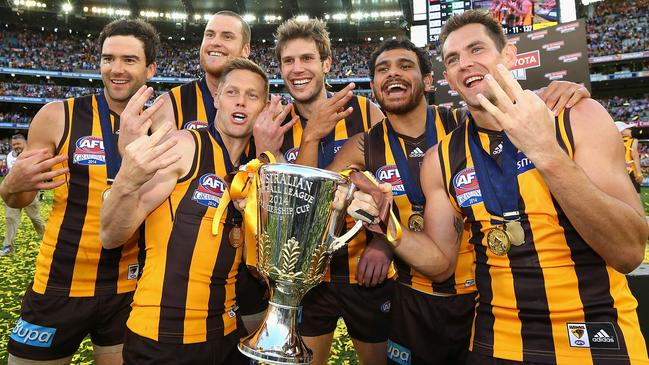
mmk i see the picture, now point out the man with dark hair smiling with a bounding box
[1,18,159,365]
[344,10,648,365]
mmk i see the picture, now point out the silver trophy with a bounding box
[239,163,362,365]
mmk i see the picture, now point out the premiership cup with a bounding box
[238,163,362,364]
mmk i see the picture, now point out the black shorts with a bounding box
[467,352,547,365]
[236,263,269,316]
[387,284,476,365]
[123,326,249,365]
[298,280,394,343]
[7,284,133,361]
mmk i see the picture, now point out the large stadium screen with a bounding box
[427,0,560,42]
[472,0,560,34]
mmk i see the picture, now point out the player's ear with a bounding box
[503,42,517,69]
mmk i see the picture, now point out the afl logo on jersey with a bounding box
[284,147,300,163]
[183,120,208,130]
[73,136,105,165]
[376,165,405,196]
[453,167,483,208]
[192,173,227,208]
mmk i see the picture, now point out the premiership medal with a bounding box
[102,187,111,202]
[385,109,436,236]
[487,226,511,256]
[505,220,525,246]
[229,225,243,248]
[408,213,424,232]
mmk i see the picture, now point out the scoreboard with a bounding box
[426,0,559,43]
[427,0,472,42]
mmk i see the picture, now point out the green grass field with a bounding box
[2,187,649,364]
[0,190,359,364]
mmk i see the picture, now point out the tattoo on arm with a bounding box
[454,216,463,245]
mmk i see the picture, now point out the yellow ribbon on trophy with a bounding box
[211,152,276,267]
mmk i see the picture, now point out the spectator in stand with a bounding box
[0,134,45,256]
[597,95,649,122]
[586,0,649,57]
[1,29,382,79]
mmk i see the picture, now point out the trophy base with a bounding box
[238,301,313,365]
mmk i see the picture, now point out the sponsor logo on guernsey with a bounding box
[453,167,482,208]
[567,322,619,349]
[517,152,536,174]
[192,173,227,208]
[285,147,300,163]
[127,264,139,280]
[464,279,475,288]
[376,165,405,196]
[10,318,56,348]
[183,120,208,130]
[333,139,346,155]
[387,340,412,365]
[73,136,105,165]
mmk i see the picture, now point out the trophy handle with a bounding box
[329,180,362,252]
[330,219,363,252]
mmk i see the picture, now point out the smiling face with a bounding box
[214,69,267,139]
[11,138,25,155]
[199,14,251,77]
[279,37,331,104]
[442,23,516,109]
[370,48,429,114]
[100,35,155,103]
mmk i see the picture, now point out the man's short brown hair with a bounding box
[274,18,331,63]
[214,10,251,45]
[439,10,507,59]
[219,58,269,99]
[99,18,160,66]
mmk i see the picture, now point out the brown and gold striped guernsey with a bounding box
[33,94,139,297]
[127,128,242,343]
[168,77,214,130]
[365,105,475,295]
[623,136,637,175]
[438,109,648,364]
[280,95,372,284]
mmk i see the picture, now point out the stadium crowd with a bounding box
[597,95,649,122]
[586,0,649,57]
[1,30,378,80]
[0,82,100,99]
[0,111,32,125]
[0,0,647,78]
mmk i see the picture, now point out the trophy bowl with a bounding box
[238,163,361,365]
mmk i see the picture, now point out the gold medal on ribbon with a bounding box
[408,213,424,232]
[505,220,525,246]
[102,187,111,202]
[229,225,243,248]
[486,226,511,256]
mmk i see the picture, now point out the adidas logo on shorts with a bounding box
[592,329,614,343]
